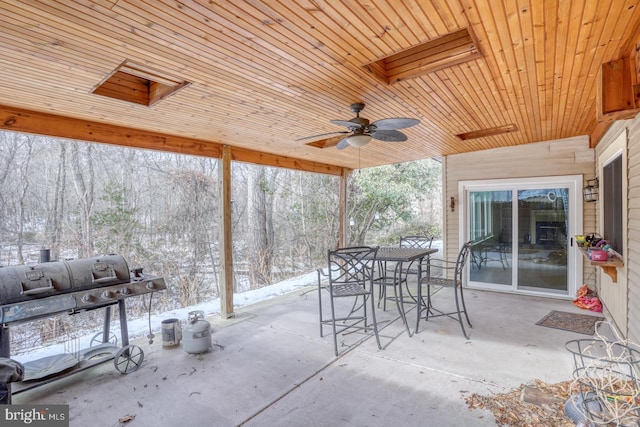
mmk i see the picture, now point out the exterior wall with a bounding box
[594,122,629,335]
[444,136,595,289]
[628,117,640,343]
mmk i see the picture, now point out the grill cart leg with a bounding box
[102,306,113,343]
[118,300,129,347]
[0,324,10,358]
[113,299,144,373]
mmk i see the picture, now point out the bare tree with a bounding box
[15,137,34,263]
[247,165,276,287]
[46,143,67,260]
[70,142,95,257]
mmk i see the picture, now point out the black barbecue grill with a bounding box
[0,254,166,398]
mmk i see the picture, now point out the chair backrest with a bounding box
[327,246,378,287]
[399,236,433,249]
[454,241,474,284]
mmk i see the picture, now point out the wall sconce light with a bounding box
[583,178,599,202]
[450,196,455,212]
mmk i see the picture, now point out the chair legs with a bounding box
[321,291,381,356]
[416,283,472,339]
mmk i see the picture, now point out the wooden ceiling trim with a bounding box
[230,146,343,176]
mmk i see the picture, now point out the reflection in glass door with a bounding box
[469,191,513,288]
[467,181,573,296]
[517,188,568,293]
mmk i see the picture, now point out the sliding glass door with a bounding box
[464,176,582,297]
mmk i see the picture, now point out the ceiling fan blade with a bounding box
[371,117,420,130]
[296,131,349,142]
[370,129,408,142]
[336,137,350,150]
[330,119,364,129]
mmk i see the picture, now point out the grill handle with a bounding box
[20,278,54,295]
[92,268,117,284]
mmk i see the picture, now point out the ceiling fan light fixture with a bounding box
[347,134,372,147]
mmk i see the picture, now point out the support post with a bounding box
[219,146,234,318]
[338,168,351,248]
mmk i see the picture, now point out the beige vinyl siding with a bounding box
[622,118,640,342]
[594,126,628,335]
[444,136,595,285]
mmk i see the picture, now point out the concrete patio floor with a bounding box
[13,285,609,426]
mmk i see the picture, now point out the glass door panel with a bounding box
[468,191,512,287]
[517,188,568,293]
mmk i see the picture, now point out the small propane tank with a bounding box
[183,310,211,354]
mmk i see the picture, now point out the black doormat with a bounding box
[535,310,604,335]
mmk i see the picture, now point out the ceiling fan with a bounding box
[298,102,420,149]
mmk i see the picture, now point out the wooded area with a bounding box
[0,130,441,317]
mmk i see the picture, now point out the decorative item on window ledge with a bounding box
[583,178,599,202]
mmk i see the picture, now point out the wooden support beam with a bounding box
[0,105,343,176]
[338,168,351,248]
[219,146,234,318]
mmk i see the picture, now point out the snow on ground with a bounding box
[14,270,318,363]
[14,240,442,364]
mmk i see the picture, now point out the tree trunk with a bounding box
[47,143,67,261]
[247,166,275,287]
[70,142,95,257]
[16,139,34,264]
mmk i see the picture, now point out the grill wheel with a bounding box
[114,345,144,373]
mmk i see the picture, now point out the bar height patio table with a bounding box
[372,247,438,337]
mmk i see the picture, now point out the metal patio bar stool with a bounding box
[317,246,382,356]
[376,236,434,311]
[416,241,473,338]
[399,235,434,277]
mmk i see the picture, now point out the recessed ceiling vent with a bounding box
[91,60,191,106]
[362,28,482,85]
[456,124,518,140]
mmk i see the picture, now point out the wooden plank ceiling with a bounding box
[1,0,640,171]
